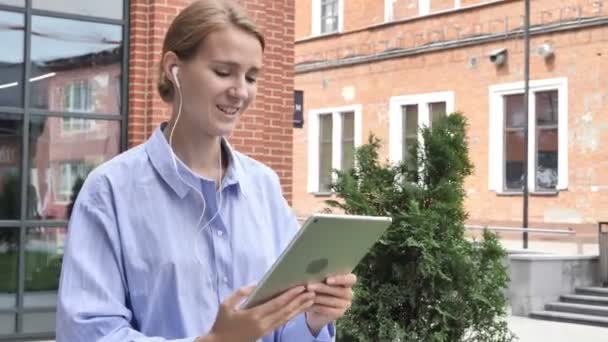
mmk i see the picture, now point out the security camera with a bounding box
[488,48,507,66]
[537,43,554,59]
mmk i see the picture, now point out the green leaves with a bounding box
[328,113,514,342]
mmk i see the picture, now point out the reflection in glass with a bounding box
[23,312,56,333]
[505,130,525,191]
[318,114,333,193]
[402,105,418,166]
[536,90,559,191]
[29,117,120,220]
[0,11,24,107]
[0,313,15,335]
[33,0,123,20]
[504,94,525,128]
[0,0,24,6]
[429,102,446,127]
[30,16,123,114]
[0,228,18,310]
[0,114,22,220]
[341,112,354,171]
[24,227,65,308]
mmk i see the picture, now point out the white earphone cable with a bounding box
[169,68,224,266]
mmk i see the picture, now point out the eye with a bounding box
[214,70,230,77]
[246,75,257,84]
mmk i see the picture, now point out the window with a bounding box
[389,91,454,165]
[312,0,343,35]
[63,80,94,112]
[56,161,92,203]
[488,78,568,193]
[385,0,462,21]
[308,105,362,193]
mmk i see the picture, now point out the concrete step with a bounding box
[561,294,608,307]
[576,286,608,297]
[546,302,608,317]
[530,310,608,328]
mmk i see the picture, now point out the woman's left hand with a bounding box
[304,273,357,335]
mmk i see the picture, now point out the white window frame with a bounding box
[56,161,91,203]
[311,0,344,36]
[385,0,462,21]
[307,105,362,193]
[389,91,455,164]
[488,77,568,193]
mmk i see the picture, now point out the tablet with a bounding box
[241,213,392,309]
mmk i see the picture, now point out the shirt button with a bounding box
[223,276,229,284]
[217,230,224,237]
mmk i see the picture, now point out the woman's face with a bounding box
[175,25,263,138]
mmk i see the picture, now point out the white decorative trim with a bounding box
[384,0,394,22]
[488,77,568,193]
[419,0,430,16]
[307,105,363,193]
[388,91,455,164]
[455,0,462,9]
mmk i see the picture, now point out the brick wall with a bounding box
[128,0,295,201]
[293,0,608,236]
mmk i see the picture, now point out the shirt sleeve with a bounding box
[278,314,335,342]
[55,176,198,342]
[267,172,336,342]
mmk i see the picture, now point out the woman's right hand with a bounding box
[203,285,315,342]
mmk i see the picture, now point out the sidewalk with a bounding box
[508,315,607,341]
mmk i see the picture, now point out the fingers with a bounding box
[326,273,357,287]
[253,286,307,316]
[224,285,256,309]
[307,283,353,301]
[265,290,315,328]
[311,294,351,309]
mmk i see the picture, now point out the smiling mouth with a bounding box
[217,105,240,115]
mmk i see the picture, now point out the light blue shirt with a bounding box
[56,124,335,342]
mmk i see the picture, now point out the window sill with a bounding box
[496,191,560,197]
[312,192,334,198]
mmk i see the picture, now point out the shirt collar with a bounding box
[145,122,248,199]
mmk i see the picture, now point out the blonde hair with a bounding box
[157,0,265,103]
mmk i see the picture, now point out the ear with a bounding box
[162,51,181,84]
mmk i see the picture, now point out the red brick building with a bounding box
[0,0,295,340]
[292,0,608,240]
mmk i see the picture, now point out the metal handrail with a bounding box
[466,224,575,236]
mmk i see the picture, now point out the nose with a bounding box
[229,78,249,100]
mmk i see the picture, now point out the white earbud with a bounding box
[171,66,180,90]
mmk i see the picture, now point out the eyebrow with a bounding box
[211,60,261,72]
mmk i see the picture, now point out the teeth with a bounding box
[217,105,239,115]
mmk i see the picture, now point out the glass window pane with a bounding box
[32,0,123,20]
[29,117,120,220]
[0,11,24,107]
[24,227,65,309]
[22,312,56,333]
[505,94,525,128]
[429,102,446,127]
[536,128,558,191]
[0,228,18,309]
[0,313,15,335]
[30,16,123,115]
[318,115,333,192]
[505,130,525,190]
[536,90,558,126]
[341,112,354,171]
[0,0,23,7]
[0,114,22,220]
[402,105,418,164]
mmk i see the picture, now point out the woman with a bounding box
[56,1,355,341]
